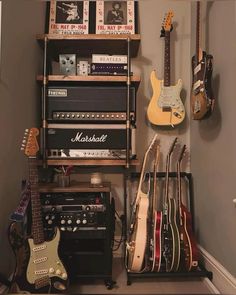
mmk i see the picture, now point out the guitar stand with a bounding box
[126,172,213,285]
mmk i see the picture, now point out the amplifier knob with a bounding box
[60,227,65,231]
[82,114,85,118]
[67,219,72,224]
[76,219,81,224]
[71,114,75,118]
[106,114,110,118]
[87,114,90,118]
[116,115,119,118]
[61,220,66,225]
[48,220,53,225]
[45,215,50,220]
[96,114,100,118]
[86,206,90,211]
[77,114,80,118]
[111,114,114,118]
[56,114,60,118]
[101,114,105,118]
[61,114,65,118]
[91,114,95,118]
[82,219,87,224]
[66,114,70,118]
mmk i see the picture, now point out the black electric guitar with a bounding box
[191,1,214,119]
[161,137,180,272]
[9,128,68,293]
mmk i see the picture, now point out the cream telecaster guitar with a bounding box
[10,128,68,293]
[126,134,158,272]
[147,11,185,127]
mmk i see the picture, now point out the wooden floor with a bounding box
[68,257,215,294]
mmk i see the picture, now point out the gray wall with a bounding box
[1,0,235,281]
[190,1,236,276]
[0,0,45,276]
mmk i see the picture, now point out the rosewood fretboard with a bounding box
[164,31,171,87]
[28,158,44,245]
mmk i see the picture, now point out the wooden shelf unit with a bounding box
[37,74,141,83]
[36,34,141,58]
[40,159,139,167]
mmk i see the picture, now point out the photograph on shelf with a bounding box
[95,1,137,34]
[48,0,90,34]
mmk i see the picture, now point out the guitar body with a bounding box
[8,222,50,293]
[147,70,185,126]
[168,198,180,272]
[26,228,68,291]
[182,206,199,270]
[127,193,149,272]
[178,208,192,271]
[191,51,214,119]
[151,211,162,272]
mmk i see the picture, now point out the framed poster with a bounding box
[96,1,137,34]
[48,1,89,35]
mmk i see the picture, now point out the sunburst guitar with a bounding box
[147,11,185,127]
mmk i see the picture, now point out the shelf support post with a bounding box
[42,36,48,167]
[126,37,131,169]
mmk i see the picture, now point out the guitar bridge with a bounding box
[162,107,171,112]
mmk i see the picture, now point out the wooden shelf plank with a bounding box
[39,159,139,166]
[36,75,141,83]
[36,34,141,58]
[39,182,111,193]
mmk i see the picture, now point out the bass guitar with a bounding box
[147,11,185,127]
[176,145,199,271]
[191,1,214,119]
[126,134,158,272]
[9,128,68,293]
[161,137,180,272]
[149,145,162,272]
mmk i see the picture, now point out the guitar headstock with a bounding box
[168,137,178,157]
[161,10,174,37]
[21,128,39,157]
[178,144,187,164]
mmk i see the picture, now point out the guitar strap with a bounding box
[10,180,31,222]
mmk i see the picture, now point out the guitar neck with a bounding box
[28,158,44,244]
[163,154,170,210]
[177,161,182,215]
[196,1,202,62]
[164,31,171,87]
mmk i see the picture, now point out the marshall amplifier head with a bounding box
[46,86,136,123]
[45,124,136,159]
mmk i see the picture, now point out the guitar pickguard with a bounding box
[158,81,185,114]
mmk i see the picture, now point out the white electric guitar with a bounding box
[14,128,69,293]
[126,134,158,272]
[147,11,185,127]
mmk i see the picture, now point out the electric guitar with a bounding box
[126,134,158,273]
[9,128,68,293]
[147,11,185,127]
[191,1,214,119]
[161,137,180,272]
[176,145,199,271]
[149,145,163,272]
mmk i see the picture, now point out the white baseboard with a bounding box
[199,245,236,294]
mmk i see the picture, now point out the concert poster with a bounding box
[95,1,136,34]
[48,0,89,34]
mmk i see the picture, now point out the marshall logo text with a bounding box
[71,132,108,143]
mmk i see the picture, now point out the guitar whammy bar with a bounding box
[126,137,212,282]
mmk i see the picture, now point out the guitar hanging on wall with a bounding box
[9,128,68,293]
[147,11,185,127]
[191,1,214,119]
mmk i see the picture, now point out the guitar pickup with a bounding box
[35,269,48,275]
[33,257,48,264]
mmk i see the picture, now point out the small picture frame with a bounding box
[95,1,137,34]
[48,0,90,35]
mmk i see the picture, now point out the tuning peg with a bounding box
[22,140,26,143]
[20,147,25,151]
